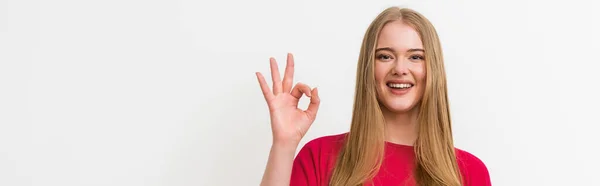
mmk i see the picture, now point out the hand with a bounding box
[256,53,320,146]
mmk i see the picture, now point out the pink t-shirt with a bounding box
[290,133,491,186]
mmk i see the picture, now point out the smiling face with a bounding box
[374,20,426,114]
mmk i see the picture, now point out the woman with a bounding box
[256,7,491,186]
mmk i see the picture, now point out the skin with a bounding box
[374,20,427,146]
[256,53,320,186]
[257,20,425,185]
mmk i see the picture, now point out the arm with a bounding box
[260,142,298,186]
[255,53,321,186]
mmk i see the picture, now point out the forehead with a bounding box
[376,20,423,50]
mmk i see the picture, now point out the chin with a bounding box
[377,85,423,114]
[381,100,418,113]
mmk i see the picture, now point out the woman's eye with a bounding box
[377,54,393,60]
[409,55,424,61]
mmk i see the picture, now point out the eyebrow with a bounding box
[375,47,424,53]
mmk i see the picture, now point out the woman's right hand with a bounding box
[255,53,321,147]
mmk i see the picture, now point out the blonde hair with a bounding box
[329,7,462,186]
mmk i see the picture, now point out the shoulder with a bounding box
[455,148,492,186]
[291,133,347,185]
[296,133,347,159]
[301,133,347,151]
[455,148,488,170]
[294,133,347,164]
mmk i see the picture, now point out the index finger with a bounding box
[256,72,274,102]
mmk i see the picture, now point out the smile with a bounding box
[387,83,413,89]
[386,81,414,95]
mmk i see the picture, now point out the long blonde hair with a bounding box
[329,7,462,186]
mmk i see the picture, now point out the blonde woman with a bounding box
[256,7,491,186]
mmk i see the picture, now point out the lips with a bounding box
[386,80,414,95]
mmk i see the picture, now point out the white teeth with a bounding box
[388,83,413,89]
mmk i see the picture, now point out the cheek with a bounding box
[412,63,426,82]
[413,64,426,101]
[374,63,391,99]
[374,63,389,83]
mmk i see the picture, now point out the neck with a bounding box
[381,106,419,146]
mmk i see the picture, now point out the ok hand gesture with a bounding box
[255,53,320,146]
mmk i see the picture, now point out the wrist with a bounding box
[271,140,299,152]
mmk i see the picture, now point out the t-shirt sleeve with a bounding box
[290,139,321,186]
[457,149,492,186]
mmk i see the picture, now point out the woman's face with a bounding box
[374,20,426,113]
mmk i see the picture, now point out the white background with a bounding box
[1,0,599,185]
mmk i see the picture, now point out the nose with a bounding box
[391,58,409,76]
